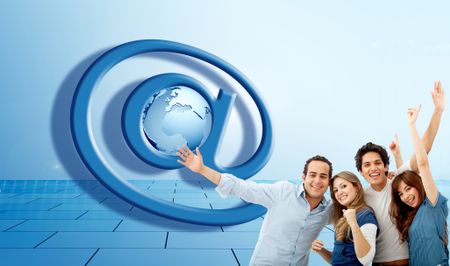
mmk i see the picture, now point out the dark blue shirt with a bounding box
[332,208,378,266]
[409,193,449,266]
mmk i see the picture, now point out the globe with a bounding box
[142,86,213,156]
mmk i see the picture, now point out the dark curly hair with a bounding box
[303,155,333,179]
[354,142,390,172]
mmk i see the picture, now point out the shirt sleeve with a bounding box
[395,160,412,176]
[326,208,333,225]
[215,173,283,208]
[357,223,377,266]
[426,192,448,210]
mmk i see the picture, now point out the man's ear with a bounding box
[301,175,306,182]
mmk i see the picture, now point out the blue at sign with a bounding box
[71,40,273,225]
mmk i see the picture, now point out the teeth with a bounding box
[339,195,347,201]
[406,196,415,205]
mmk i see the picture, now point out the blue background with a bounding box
[0,1,450,265]
[1,0,449,182]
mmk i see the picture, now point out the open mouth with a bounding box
[369,172,380,179]
[405,195,416,206]
[338,195,348,202]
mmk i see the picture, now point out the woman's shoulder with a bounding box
[436,192,448,204]
[423,192,448,206]
[357,206,375,215]
[356,206,378,225]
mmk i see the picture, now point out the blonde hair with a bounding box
[330,171,367,241]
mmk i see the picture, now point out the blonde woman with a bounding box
[312,171,378,265]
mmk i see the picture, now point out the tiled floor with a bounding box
[1,179,448,265]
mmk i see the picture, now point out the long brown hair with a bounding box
[390,171,426,243]
[330,171,367,241]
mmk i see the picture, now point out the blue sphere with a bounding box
[142,86,213,156]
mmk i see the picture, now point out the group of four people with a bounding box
[176,81,447,266]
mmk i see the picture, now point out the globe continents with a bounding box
[142,86,213,156]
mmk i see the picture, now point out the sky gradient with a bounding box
[1,0,449,181]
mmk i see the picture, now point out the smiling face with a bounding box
[397,180,420,208]
[302,160,330,200]
[332,177,359,207]
[359,151,389,191]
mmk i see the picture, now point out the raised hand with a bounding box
[390,134,401,157]
[342,209,357,227]
[389,134,404,171]
[177,145,204,173]
[432,80,445,112]
[407,105,421,126]
[387,171,396,180]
